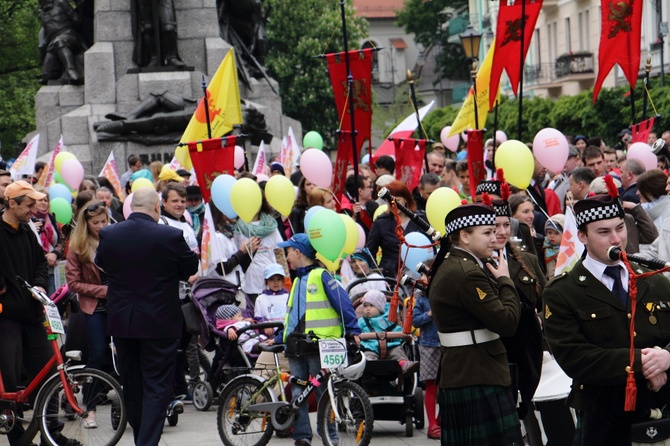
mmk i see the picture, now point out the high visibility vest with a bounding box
[283,268,343,342]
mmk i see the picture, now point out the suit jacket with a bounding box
[620,183,640,204]
[543,260,670,414]
[429,247,520,388]
[96,212,199,339]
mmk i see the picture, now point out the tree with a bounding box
[264,0,367,148]
[0,0,41,160]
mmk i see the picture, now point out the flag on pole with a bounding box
[449,41,500,136]
[187,136,236,202]
[175,49,243,170]
[394,138,427,191]
[200,203,224,276]
[10,134,40,181]
[278,127,301,176]
[252,141,267,176]
[554,206,585,275]
[99,150,122,197]
[372,101,435,162]
[36,135,63,189]
[631,117,655,144]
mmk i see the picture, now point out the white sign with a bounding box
[319,338,348,369]
[45,304,65,334]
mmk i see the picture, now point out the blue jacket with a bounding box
[358,303,403,354]
[275,265,360,343]
[413,293,439,347]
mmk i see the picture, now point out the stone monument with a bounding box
[33,0,301,175]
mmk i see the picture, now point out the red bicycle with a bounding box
[0,278,126,446]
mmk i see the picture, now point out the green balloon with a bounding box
[50,197,73,225]
[303,131,324,150]
[307,209,346,261]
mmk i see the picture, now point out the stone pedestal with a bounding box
[33,0,301,175]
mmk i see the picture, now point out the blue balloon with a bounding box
[49,183,73,204]
[401,232,433,279]
[303,206,325,231]
[211,174,238,219]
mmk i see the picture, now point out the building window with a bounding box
[565,18,571,53]
[362,40,379,82]
[584,10,590,51]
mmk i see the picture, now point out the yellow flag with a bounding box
[176,49,243,169]
[448,40,500,136]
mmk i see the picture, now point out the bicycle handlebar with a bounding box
[16,275,53,307]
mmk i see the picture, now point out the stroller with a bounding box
[347,276,425,437]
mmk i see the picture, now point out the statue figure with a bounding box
[38,0,88,85]
[130,0,185,68]
[93,92,271,146]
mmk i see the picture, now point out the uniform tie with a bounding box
[604,265,627,306]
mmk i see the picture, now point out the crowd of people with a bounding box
[2,127,670,446]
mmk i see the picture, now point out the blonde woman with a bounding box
[65,200,110,429]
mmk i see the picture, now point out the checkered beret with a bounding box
[445,203,496,236]
[476,180,501,197]
[574,194,625,228]
[492,199,511,218]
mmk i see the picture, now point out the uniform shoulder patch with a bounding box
[476,287,487,300]
[544,304,552,319]
[545,271,568,288]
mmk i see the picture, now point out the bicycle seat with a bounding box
[259,344,285,354]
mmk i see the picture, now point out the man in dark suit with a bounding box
[619,157,645,204]
[543,188,670,446]
[96,188,199,446]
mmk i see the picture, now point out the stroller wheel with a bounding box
[192,381,213,412]
[413,387,425,429]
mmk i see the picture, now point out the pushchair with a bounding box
[347,276,425,437]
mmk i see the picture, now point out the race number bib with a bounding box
[319,338,348,369]
[45,304,65,334]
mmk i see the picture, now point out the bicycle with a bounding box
[216,335,374,446]
[0,277,126,446]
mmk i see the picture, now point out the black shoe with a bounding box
[42,433,83,446]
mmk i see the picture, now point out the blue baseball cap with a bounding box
[278,234,316,259]
[264,263,286,279]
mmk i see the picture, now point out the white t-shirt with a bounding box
[348,272,387,297]
[207,232,245,285]
[254,290,289,322]
[235,224,283,295]
[159,215,199,254]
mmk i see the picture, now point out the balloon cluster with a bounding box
[48,152,85,224]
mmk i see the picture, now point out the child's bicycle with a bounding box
[217,334,374,446]
[0,277,126,446]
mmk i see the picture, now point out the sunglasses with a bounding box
[85,202,106,213]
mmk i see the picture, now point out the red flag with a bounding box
[394,138,427,191]
[593,0,643,102]
[489,0,543,108]
[467,130,486,200]
[631,117,655,143]
[187,136,236,202]
[332,131,353,211]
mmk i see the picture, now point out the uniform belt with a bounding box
[438,329,500,347]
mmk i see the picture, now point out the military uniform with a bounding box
[544,259,670,446]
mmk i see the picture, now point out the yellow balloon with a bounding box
[316,252,341,272]
[230,178,262,223]
[265,175,295,216]
[131,177,154,192]
[373,204,388,221]
[175,145,193,171]
[339,214,358,258]
[426,187,462,237]
[495,140,535,189]
[54,152,76,173]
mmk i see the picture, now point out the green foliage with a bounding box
[264,0,367,149]
[0,0,41,160]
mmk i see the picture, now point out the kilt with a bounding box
[418,345,440,382]
[438,385,523,446]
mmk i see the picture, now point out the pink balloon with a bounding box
[533,128,569,173]
[234,146,245,169]
[355,223,366,248]
[123,193,134,219]
[627,142,657,171]
[440,126,460,152]
[495,130,508,143]
[60,158,84,190]
[256,174,269,183]
[299,148,333,188]
[461,131,468,142]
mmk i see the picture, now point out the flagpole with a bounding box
[630,86,636,124]
[643,56,651,121]
[517,0,526,141]
[339,0,360,202]
[201,74,212,139]
[492,99,499,169]
[407,70,430,171]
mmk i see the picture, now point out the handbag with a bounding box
[181,301,201,334]
[285,332,320,358]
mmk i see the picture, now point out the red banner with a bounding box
[467,130,486,200]
[187,136,236,202]
[394,138,427,191]
[332,131,353,211]
[631,117,655,144]
[593,0,643,102]
[489,0,543,108]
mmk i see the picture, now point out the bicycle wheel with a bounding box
[36,368,126,446]
[316,380,373,446]
[217,376,275,446]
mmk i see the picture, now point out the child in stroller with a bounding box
[215,305,268,354]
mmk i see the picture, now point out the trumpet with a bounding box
[377,187,441,241]
[607,247,670,271]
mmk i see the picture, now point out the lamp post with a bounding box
[460,25,482,129]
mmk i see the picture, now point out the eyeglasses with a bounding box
[85,202,106,213]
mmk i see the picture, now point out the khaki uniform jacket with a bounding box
[429,247,521,388]
[543,259,670,411]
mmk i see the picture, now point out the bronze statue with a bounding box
[38,0,88,85]
[131,0,185,68]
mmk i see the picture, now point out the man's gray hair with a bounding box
[625,158,646,176]
[131,187,159,211]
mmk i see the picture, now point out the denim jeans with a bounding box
[84,311,108,412]
[288,354,338,445]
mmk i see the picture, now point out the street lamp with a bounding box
[460,24,483,129]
